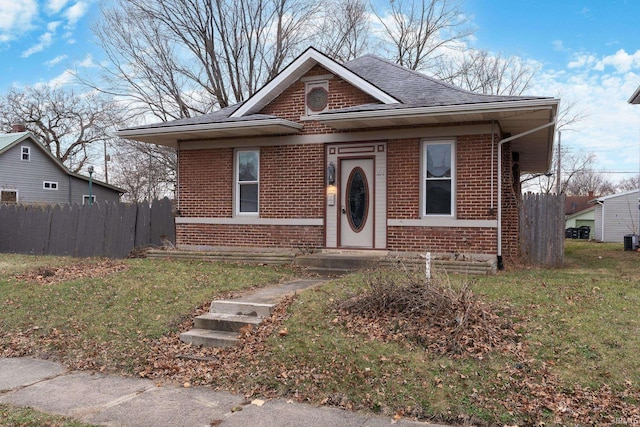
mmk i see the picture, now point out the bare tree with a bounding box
[618,175,640,192]
[110,139,176,202]
[521,144,607,195]
[315,0,371,62]
[374,0,472,71]
[433,49,538,96]
[563,169,616,196]
[0,86,123,173]
[87,0,320,121]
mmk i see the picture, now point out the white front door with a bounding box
[340,158,374,248]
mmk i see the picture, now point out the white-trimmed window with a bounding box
[21,146,30,161]
[43,181,58,190]
[235,149,259,214]
[305,81,329,116]
[83,195,96,205]
[423,140,455,216]
[1,190,17,203]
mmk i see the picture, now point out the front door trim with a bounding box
[325,142,387,249]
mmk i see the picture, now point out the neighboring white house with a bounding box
[592,190,640,242]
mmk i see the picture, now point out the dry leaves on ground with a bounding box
[13,259,128,285]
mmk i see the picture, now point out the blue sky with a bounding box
[1,0,639,184]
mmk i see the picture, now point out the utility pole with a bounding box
[556,131,562,194]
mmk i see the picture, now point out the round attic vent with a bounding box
[306,87,328,112]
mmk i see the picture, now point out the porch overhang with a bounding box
[315,99,559,173]
[115,118,303,147]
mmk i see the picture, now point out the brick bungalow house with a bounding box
[117,48,559,269]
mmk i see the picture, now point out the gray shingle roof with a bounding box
[342,54,544,108]
[121,52,549,131]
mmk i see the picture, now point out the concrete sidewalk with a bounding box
[0,357,446,427]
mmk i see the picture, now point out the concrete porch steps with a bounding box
[179,329,240,348]
[180,278,325,348]
[180,301,275,348]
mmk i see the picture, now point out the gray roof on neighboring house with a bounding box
[630,84,640,104]
[0,131,125,193]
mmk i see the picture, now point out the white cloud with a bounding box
[594,49,640,73]
[47,20,62,32]
[530,50,640,183]
[0,0,38,43]
[76,54,94,68]
[567,53,597,69]
[64,1,88,26]
[47,69,75,87]
[21,31,54,57]
[45,54,67,67]
[46,0,70,14]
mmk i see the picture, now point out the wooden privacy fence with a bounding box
[0,198,175,258]
[519,192,565,267]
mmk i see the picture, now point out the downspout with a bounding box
[68,175,72,204]
[176,141,180,214]
[596,200,605,241]
[497,119,556,270]
[490,121,495,214]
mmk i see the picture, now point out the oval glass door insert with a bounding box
[346,166,369,232]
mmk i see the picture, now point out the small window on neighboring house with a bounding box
[43,181,58,190]
[235,149,259,214]
[305,81,329,115]
[21,146,30,161]
[423,141,455,216]
[1,190,18,204]
[83,195,96,205]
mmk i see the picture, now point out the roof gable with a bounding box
[230,47,399,118]
[0,131,125,194]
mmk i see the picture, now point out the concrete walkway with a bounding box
[0,357,446,427]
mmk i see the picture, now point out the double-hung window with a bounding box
[21,146,30,161]
[236,149,259,214]
[423,141,454,216]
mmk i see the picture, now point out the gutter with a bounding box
[496,118,557,270]
[115,118,303,139]
[316,98,559,123]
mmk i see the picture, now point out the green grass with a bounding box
[475,241,640,389]
[0,403,96,427]
[219,241,640,425]
[1,242,638,425]
[0,254,295,372]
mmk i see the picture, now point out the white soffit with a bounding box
[115,119,303,147]
[230,48,399,118]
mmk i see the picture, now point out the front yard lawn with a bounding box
[1,241,638,426]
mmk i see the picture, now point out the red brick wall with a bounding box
[501,142,520,260]
[177,224,323,249]
[260,144,324,218]
[178,148,233,217]
[387,226,497,253]
[386,135,501,255]
[259,65,380,135]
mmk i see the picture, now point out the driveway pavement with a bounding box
[0,357,447,427]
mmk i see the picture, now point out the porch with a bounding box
[146,247,497,275]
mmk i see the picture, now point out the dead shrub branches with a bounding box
[336,270,519,358]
